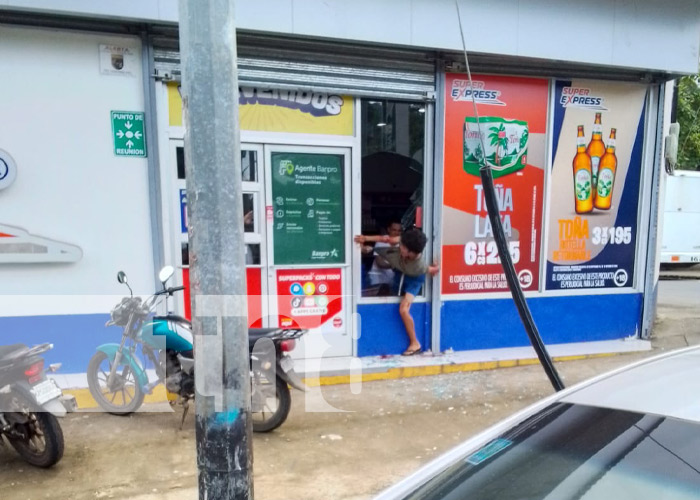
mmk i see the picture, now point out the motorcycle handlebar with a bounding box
[154,286,185,297]
[114,281,186,322]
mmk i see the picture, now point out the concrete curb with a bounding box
[300,352,621,387]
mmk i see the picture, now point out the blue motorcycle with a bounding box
[87,266,307,432]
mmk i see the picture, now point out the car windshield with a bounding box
[404,403,700,500]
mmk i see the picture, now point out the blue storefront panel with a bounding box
[440,293,643,352]
[357,302,431,357]
[1,313,113,373]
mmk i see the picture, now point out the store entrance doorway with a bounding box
[167,140,353,359]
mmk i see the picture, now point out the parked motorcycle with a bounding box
[87,266,307,432]
[0,343,76,467]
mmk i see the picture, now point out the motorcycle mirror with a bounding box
[159,265,175,284]
[117,271,128,284]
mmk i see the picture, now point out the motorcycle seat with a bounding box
[248,328,285,344]
[248,327,305,347]
[0,343,28,361]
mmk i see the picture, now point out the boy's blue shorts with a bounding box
[392,272,424,297]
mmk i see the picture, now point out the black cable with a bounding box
[479,164,565,391]
[456,1,564,391]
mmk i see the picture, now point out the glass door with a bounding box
[240,144,267,327]
[264,145,353,358]
[168,140,269,326]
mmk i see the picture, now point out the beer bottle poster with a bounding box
[545,80,647,290]
[271,152,345,265]
[441,74,547,294]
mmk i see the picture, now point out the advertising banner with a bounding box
[276,268,343,330]
[545,80,647,290]
[271,152,345,265]
[167,83,354,135]
[441,74,548,294]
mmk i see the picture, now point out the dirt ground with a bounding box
[0,352,655,500]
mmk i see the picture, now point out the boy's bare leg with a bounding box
[399,292,421,351]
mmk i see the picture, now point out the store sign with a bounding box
[167,83,354,135]
[450,79,506,106]
[545,80,647,290]
[239,87,344,117]
[271,152,345,265]
[441,74,548,294]
[276,268,343,329]
[111,111,147,157]
[0,149,17,191]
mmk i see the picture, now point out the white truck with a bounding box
[660,170,700,265]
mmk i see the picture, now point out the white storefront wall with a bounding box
[0,25,154,315]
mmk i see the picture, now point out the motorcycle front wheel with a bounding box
[87,351,145,415]
[5,398,64,468]
[251,373,291,433]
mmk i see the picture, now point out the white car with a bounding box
[375,346,700,500]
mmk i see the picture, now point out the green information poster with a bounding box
[271,152,345,265]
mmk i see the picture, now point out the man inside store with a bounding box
[366,219,402,293]
[354,227,439,356]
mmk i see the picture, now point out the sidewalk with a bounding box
[297,337,651,387]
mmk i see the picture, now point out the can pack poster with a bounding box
[442,74,548,294]
[545,80,647,290]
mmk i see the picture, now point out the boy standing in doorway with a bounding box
[354,228,439,356]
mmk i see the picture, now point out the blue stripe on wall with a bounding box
[357,302,431,357]
[440,293,642,352]
[1,314,116,373]
[2,293,642,370]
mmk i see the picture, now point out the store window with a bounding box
[360,99,426,297]
[176,145,262,267]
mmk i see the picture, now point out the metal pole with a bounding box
[139,32,166,290]
[178,1,253,498]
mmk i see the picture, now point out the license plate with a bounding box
[31,379,63,405]
[280,356,294,373]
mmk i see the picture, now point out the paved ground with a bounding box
[655,264,700,349]
[1,274,698,500]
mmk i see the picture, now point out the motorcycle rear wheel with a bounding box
[6,402,64,468]
[251,374,291,433]
[87,351,145,415]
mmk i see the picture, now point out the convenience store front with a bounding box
[4,0,694,376]
[162,74,436,360]
[162,68,658,361]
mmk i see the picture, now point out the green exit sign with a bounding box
[111,111,147,157]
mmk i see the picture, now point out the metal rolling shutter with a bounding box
[151,31,437,101]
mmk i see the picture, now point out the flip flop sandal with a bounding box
[401,348,422,356]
